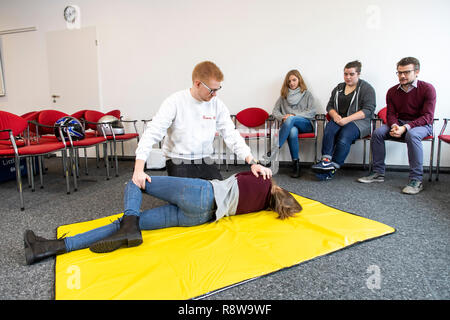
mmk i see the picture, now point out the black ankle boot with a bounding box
[89,215,143,253]
[290,159,301,178]
[24,230,67,265]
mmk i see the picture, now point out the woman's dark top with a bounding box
[235,171,272,214]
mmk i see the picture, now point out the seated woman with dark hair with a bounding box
[24,172,302,265]
[311,60,376,180]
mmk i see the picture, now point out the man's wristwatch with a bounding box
[249,159,260,166]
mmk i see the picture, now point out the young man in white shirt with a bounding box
[132,61,272,188]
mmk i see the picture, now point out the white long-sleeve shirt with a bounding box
[135,89,251,161]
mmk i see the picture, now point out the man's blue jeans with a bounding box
[278,116,313,160]
[321,121,360,168]
[64,177,216,252]
[371,122,432,181]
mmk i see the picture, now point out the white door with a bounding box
[46,26,101,114]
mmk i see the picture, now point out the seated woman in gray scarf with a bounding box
[271,69,316,178]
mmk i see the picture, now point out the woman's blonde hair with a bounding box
[192,61,224,83]
[280,69,307,99]
[268,180,302,219]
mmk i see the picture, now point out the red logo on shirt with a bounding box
[203,115,216,120]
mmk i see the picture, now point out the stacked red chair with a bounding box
[84,110,139,177]
[36,110,111,190]
[0,111,70,210]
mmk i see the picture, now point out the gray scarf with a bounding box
[287,88,304,106]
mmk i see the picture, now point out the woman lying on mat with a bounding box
[24,171,302,265]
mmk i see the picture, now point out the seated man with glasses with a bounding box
[358,57,436,195]
[133,61,272,187]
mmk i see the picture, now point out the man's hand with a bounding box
[132,159,151,189]
[390,124,406,138]
[250,164,273,180]
[132,170,151,189]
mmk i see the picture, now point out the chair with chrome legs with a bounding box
[436,118,450,181]
[0,111,70,210]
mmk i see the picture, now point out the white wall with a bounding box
[1,0,450,166]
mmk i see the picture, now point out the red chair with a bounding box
[37,110,110,190]
[84,110,139,177]
[71,109,89,121]
[324,113,373,169]
[233,107,272,164]
[106,109,140,163]
[71,109,121,134]
[269,114,324,164]
[36,109,68,140]
[106,109,121,119]
[0,111,70,210]
[71,109,104,172]
[436,118,450,181]
[21,111,41,141]
[374,106,436,181]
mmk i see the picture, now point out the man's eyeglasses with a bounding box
[396,70,415,76]
[200,81,222,95]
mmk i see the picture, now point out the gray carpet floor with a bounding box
[0,157,449,300]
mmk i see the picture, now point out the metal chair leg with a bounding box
[84,147,89,175]
[69,148,78,192]
[96,145,100,168]
[429,138,435,182]
[38,156,44,189]
[28,157,35,192]
[114,140,119,177]
[103,143,110,180]
[26,157,32,188]
[436,139,441,181]
[75,148,80,178]
[61,150,71,194]
[14,156,25,211]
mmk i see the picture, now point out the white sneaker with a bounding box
[357,172,385,183]
[402,180,423,195]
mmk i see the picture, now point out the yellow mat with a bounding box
[55,194,395,300]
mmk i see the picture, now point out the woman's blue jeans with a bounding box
[64,176,216,252]
[278,116,313,160]
[321,120,360,168]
